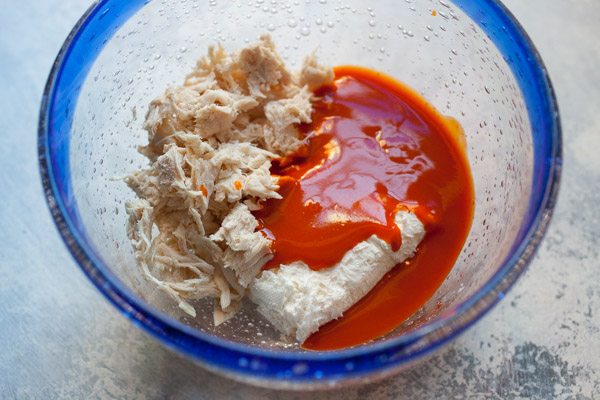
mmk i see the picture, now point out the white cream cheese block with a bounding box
[249,211,426,342]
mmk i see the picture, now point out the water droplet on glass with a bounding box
[292,363,309,375]
[287,18,297,27]
[316,18,323,25]
[300,26,311,36]
[368,19,376,27]
[327,20,334,28]
[267,23,276,31]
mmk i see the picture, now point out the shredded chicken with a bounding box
[125,35,333,324]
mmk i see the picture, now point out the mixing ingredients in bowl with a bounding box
[125,35,474,350]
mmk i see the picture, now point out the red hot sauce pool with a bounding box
[253,66,474,351]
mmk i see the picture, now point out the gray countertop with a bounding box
[1,1,599,398]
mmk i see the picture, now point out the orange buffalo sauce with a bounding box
[253,66,474,350]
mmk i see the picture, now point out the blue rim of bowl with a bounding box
[38,0,561,383]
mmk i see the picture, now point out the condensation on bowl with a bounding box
[68,0,532,351]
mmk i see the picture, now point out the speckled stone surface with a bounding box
[1,1,598,398]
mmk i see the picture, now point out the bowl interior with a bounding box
[64,0,532,351]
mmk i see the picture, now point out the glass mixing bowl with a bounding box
[39,0,561,389]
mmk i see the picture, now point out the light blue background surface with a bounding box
[1,1,598,398]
